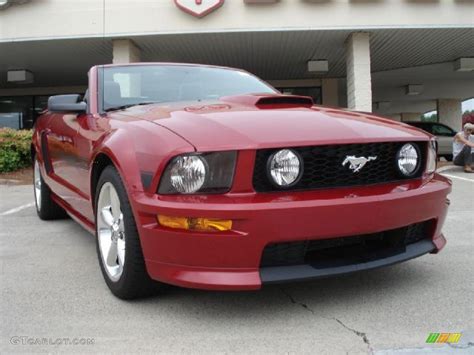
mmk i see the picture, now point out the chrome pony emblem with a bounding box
[342,155,377,173]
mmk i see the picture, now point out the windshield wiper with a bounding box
[105,102,160,112]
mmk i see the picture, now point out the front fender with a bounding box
[90,120,195,216]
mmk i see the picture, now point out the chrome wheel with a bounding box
[97,182,125,282]
[34,159,42,210]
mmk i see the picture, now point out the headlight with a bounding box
[158,151,237,194]
[268,149,302,187]
[169,155,207,194]
[396,143,420,177]
[426,139,437,174]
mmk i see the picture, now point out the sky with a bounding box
[462,98,474,112]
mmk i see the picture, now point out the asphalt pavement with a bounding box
[0,166,473,354]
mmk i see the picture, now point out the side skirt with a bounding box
[51,194,95,235]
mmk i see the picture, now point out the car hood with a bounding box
[116,95,429,151]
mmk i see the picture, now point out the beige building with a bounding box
[0,0,473,129]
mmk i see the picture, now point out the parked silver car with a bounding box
[407,122,457,161]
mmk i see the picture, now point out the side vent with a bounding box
[140,171,154,190]
[41,132,53,174]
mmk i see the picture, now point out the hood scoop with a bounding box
[221,94,314,109]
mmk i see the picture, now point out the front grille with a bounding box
[253,142,426,192]
[260,221,432,268]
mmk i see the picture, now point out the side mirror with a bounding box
[48,94,87,113]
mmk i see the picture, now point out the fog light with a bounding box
[268,149,302,187]
[157,215,232,232]
[396,143,420,177]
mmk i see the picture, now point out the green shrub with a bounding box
[0,128,33,173]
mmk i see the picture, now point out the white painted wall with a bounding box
[1,0,472,42]
[371,62,474,117]
[401,112,422,122]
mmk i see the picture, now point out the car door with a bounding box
[431,123,456,156]
[44,111,84,201]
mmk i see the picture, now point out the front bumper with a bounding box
[260,239,435,284]
[131,174,451,290]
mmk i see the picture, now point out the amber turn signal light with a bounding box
[157,215,232,232]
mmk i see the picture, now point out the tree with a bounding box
[462,111,474,125]
[423,113,437,122]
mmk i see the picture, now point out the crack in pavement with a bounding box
[448,341,474,349]
[280,288,315,314]
[280,288,373,354]
[334,318,374,355]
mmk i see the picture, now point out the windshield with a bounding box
[101,65,277,111]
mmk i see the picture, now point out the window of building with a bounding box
[0,95,55,129]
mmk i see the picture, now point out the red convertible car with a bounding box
[32,63,451,299]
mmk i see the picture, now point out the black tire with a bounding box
[95,165,159,299]
[34,158,68,220]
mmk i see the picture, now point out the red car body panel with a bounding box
[33,63,451,290]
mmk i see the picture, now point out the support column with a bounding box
[437,99,462,131]
[346,32,372,112]
[322,79,339,107]
[112,39,141,64]
[401,113,422,122]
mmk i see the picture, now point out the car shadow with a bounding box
[128,259,435,320]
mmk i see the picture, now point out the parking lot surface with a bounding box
[0,167,473,354]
